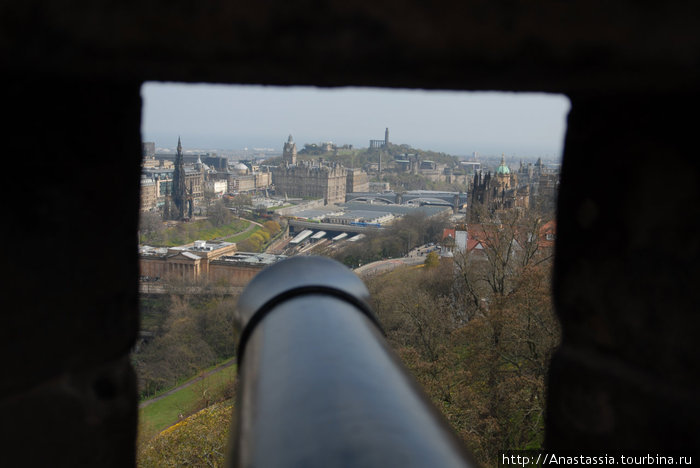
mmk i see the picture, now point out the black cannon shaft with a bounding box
[229,256,475,468]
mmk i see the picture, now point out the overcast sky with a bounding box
[141,82,570,158]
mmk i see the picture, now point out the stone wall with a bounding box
[346,168,370,193]
[208,263,264,287]
[273,164,347,204]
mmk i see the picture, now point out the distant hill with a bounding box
[264,142,460,169]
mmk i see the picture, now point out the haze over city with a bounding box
[141,83,570,158]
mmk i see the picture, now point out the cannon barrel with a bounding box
[228,256,475,468]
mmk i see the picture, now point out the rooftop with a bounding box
[342,202,451,217]
[294,208,344,220]
[170,240,234,253]
[216,252,287,265]
[139,245,168,256]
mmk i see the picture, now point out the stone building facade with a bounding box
[254,171,272,190]
[205,179,228,197]
[273,161,347,204]
[470,154,530,217]
[139,243,285,286]
[185,168,204,200]
[213,164,272,194]
[139,241,237,281]
[346,168,370,193]
[282,134,297,165]
[208,253,286,286]
[140,178,158,211]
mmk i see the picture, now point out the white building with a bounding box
[205,180,228,197]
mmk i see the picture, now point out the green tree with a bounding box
[424,251,440,268]
[238,231,265,252]
[258,230,270,243]
[263,220,281,235]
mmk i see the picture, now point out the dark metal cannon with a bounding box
[228,256,476,468]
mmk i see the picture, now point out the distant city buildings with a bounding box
[140,134,557,223]
[272,134,370,205]
[470,153,530,216]
[139,240,286,285]
[274,160,347,205]
[140,177,158,212]
[388,152,470,185]
[139,138,273,213]
[369,181,391,192]
[212,161,272,195]
[345,168,369,193]
[369,127,390,149]
[205,179,228,197]
[470,153,559,219]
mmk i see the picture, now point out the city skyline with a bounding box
[141,83,570,159]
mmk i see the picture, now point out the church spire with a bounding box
[172,136,186,220]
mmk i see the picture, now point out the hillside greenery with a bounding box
[138,401,233,468]
[236,220,282,252]
[333,211,449,268]
[365,211,559,467]
[139,361,236,439]
[139,212,249,247]
[134,293,238,399]
[263,142,461,169]
[136,205,559,468]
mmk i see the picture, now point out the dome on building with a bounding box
[496,153,510,175]
[232,162,249,174]
[496,164,510,175]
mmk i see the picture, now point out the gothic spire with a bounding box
[172,136,186,220]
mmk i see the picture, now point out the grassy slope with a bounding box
[138,400,234,467]
[139,361,237,439]
[141,218,251,246]
[226,224,260,243]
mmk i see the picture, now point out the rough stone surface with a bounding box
[549,93,700,449]
[0,76,141,466]
[1,2,700,91]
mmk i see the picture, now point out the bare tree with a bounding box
[139,210,165,241]
[207,200,232,227]
[202,189,217,210]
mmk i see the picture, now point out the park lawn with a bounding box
[226,224,261,243]
[139,361,237,439]
[142,218,250,246]
[192,219,249,240]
